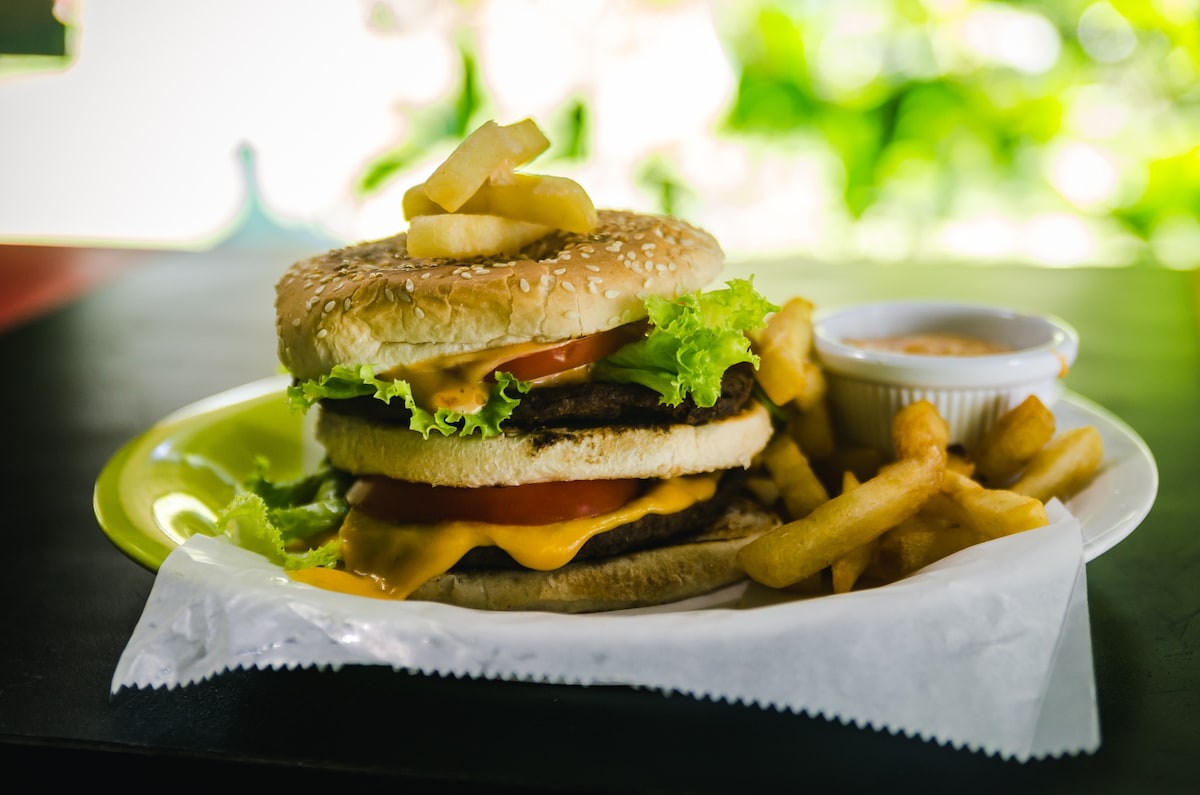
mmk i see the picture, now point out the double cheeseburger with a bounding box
[272,201,779,613]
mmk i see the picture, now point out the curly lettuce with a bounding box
[217,460,348,570]
[592,279,779,407]
[286,365,528,439]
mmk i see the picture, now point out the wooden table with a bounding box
[1,240,1195,791]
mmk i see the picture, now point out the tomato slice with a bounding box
[497,322,647,381]
[346,477,644,526]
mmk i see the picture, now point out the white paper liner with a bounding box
[112,502,1098,761]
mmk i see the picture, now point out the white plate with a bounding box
[1055,391,1158,560]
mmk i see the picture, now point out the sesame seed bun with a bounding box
[275,210,724,381]
[315,401,774,487]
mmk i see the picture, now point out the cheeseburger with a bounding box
[259,121,781,612]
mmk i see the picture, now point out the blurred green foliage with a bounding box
[361,0,1198,266]
[721,0,1199,264]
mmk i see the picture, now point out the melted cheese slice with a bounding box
[289,474,719,600]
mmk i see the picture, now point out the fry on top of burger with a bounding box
[220,118,785,612]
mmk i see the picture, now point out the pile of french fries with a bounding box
[742,298,1105,596]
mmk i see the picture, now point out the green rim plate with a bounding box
[94,375,307,571]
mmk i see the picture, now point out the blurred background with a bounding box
[1,0,1197,269]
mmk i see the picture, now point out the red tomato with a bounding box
[346,477,644,526]
[497,322,647,381]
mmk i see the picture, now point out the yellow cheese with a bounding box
[289,474,720,600]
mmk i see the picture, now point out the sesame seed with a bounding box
[315,285,325,295]
[565,309,580,319]
[554,268,567,275]
[292,318,301,328]
[400,292,412,303]
[587,276,602,284]
[604,289,620,299]
[585,264,600,272]
[580,252,590,259]
[519,278,530,293]
[461,271,473,279]
[323,300,336,313]
[588,283,598,294]
[385,287,395,301]
[405,279,414,292]
[343,297,352,311]
[316,328,328,339]
[415,307,426,319]
[561,282,576,293]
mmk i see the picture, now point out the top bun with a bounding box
[276,210,723,380]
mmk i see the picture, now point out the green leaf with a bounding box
[287,364,529,439]
[218,462,347,571]
[592,279,778,407]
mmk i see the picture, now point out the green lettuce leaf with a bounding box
[286,365,528,439]
[592,279,779,407]
[217,460,347,570]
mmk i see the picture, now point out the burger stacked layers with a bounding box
[271,210,781,612]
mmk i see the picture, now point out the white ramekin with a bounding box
[812,300,1079,454]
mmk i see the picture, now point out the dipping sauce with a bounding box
[847,333,1012,356]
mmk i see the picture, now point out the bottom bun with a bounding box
[407,498,780,613]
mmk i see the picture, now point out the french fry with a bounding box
[947,449,976,477]
[924,470,1048,540]
[868,515,984,583]
[787,399,836,461]
[831,471,874,593]
[1009,426,1104,503]
[423,119,550,212]
[893,400,950,462]
[405,174,597,234]
[971,395,1056,486]
[406,214,551,259]
[738,446,944,589]
[743,474,781,509]
[762,434,829,520]
[748,297,815,406]
[790,361,827,412]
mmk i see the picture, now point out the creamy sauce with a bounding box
[288,474,720,600]
[847,333,1011,356]
[378,338,569,413]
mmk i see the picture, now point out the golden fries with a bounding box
[405,174,597,234]
[830,472,875,594]
[423,119,549,212]
[923,470,1049,540]
[737,409,946,588]
[749,298,815,406]
[731,289,1103,599]
[868,516,983,583]
[406,214,551,259]
[971,395,1056,485]
[1010,426,1104,502]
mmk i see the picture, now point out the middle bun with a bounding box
[316,402,774,487]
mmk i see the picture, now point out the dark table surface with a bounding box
[1,239,1196,792]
